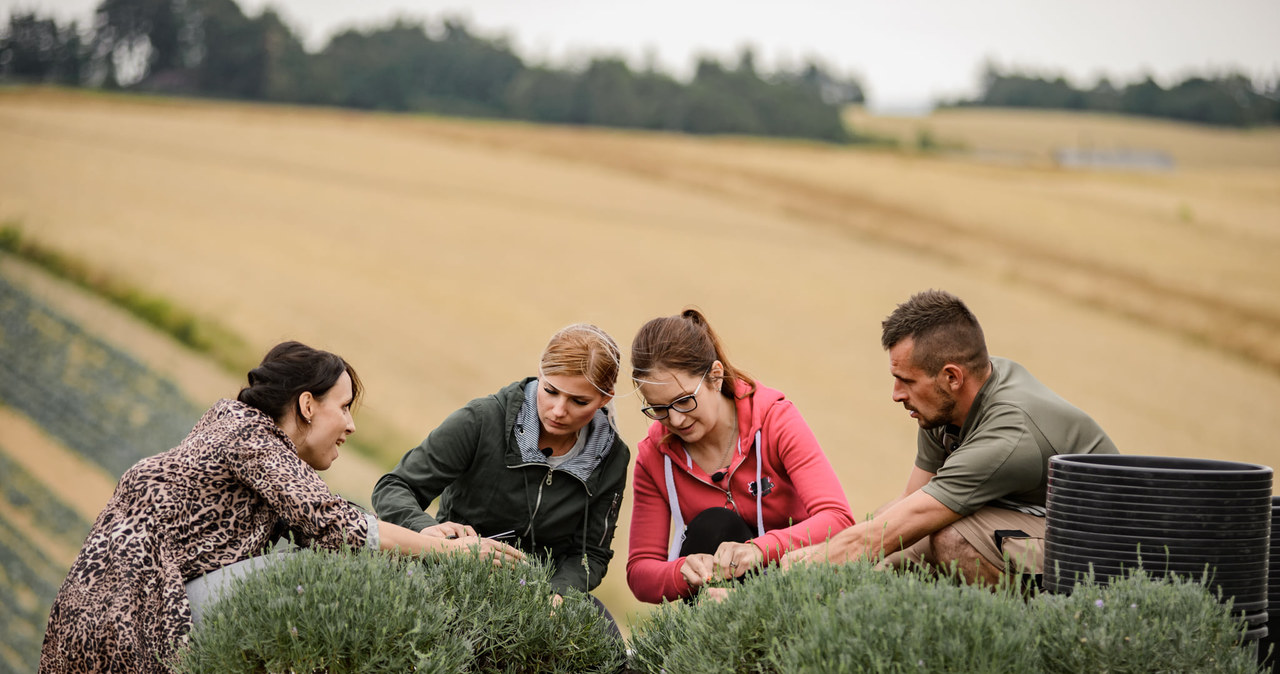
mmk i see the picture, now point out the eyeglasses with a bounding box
[640,372,707,420]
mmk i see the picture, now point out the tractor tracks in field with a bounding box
[425,123,1280,374]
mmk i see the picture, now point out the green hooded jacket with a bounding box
[372,378,630,594]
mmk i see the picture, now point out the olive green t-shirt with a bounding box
[917,357,1119,516]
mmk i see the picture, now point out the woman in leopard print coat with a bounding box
[40,342,522,674]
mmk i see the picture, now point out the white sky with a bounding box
[7,0,1279,111]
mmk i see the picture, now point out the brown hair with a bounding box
[881,289,988,375]
[237,341,362,423]
[631,308,754,399]
[540,324,621,396]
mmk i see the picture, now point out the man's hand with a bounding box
[780,543,832,569]
[712,541,764,578]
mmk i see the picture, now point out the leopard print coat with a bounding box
[40,399,370,673]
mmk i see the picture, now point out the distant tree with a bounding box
[1119,75,1164,117]
[953,67,1275,128]
[3,0,860,142]
[1085,77,1121,112]
[91,0,190,83]
[570,58,643,126]
[0,13,88,84]
[797,59,865,105]
[503,66,576,123]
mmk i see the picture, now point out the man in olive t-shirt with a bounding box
[783,289,1118,585]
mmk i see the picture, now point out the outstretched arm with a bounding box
[379,519,524,565]
[782,489,960,567]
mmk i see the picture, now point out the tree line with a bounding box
[0,0,862,142]
[3,2,1275,136]
[946,62,1280,128]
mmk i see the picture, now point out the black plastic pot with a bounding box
[1046,523,1269,552]
[1044,454,1273,647]
[1049,474,1273,498]
[1048,488,1273,510]
[1045,499,1272,527]
[1258,496,1279,669]
[1050,455,1271,483]
[1043,533,1264,564]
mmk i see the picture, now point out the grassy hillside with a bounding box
[2,87,1278,631]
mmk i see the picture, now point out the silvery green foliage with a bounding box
[174,546,625,674]
[628,561,1260,674]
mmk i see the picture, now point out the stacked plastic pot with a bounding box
[1043,454,1272,648]
[1261,495,1279,669]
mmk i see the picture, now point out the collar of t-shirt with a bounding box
[545,430,588,468]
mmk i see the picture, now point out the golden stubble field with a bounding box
[2,88,1279,629]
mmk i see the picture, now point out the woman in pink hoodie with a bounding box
[626,309,855,603]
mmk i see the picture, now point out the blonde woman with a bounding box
[373,324,630,624]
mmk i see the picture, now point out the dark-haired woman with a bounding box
[40,341,522,674]
[626,310,855,603]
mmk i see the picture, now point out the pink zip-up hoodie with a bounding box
[626,379,855,603]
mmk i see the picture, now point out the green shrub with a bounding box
[628,562,1262,674]
[173,547,626,674]
[1034,568,1258,674]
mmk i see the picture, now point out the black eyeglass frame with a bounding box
[640,369,711,420]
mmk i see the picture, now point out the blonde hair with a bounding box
[540,323,621,398]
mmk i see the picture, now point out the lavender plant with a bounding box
[173,546,625,674]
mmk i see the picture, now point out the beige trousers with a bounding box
[880,505,1045,574]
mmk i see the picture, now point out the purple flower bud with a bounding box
[1094,599,1104,608]
[296,585,304,594]
[289,626,298,638]
[519,578,526,586]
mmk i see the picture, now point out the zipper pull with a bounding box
[724,489,736,511]
[545,470,554,486]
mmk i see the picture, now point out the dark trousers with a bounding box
[678,508,755,557]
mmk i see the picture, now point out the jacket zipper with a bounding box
[600,492,621,546]
[519,466,593,538]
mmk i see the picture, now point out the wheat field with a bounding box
[2,87,1278,629]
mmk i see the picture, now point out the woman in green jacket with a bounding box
[372,324,630,624]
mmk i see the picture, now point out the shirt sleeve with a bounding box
[625,444,693,603]
[915,429,947,473]
[371,404,483,533]
[227,427,368,550]
[748,401,856,562]
[921,405,1045,516]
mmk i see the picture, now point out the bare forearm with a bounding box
[824,491,960,563]
[379,520,451,556]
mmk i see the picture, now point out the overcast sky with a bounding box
[7,0,1278,111]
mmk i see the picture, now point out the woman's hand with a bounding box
[679,553,717,588]
[712,541,764,578]
[700,587,731,603]
[449,535,525,566]
[421,522,476,539]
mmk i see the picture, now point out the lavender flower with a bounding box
[296,585,304,595]
[1094,599,1105,608]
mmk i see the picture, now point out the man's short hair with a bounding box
[881,289,989,376]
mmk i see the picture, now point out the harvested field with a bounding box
[2,87,1278,629]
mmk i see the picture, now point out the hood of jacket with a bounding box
[643,378,783,465]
